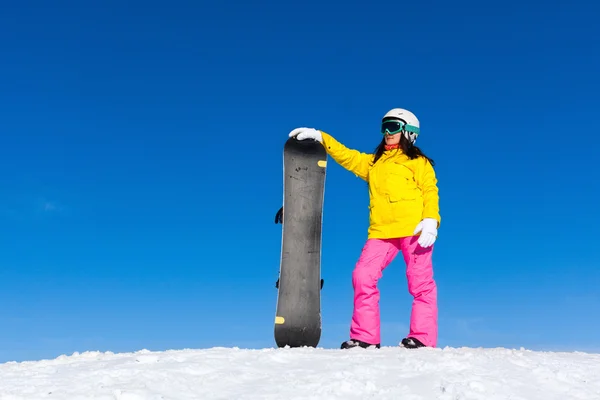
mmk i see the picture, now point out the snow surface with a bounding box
[1,346,599,399]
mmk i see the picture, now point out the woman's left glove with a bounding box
[413,218,438,248]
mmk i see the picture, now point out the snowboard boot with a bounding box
[400,337,426,349]
[341,339,380,349]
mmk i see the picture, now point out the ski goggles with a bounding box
[381,119,420,136]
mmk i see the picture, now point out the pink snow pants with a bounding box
[350,236,438,347]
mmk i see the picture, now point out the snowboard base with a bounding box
[274,137,327,348]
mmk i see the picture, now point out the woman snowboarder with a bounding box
[289,108,440,349]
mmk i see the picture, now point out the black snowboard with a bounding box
[274,136,327,348]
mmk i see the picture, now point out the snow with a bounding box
[1,346,599,399]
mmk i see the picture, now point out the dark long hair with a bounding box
[371,134,435,166]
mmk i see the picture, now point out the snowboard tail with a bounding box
[274,137,327,348]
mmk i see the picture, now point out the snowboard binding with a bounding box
[274,206,283,224]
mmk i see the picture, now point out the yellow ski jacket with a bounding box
[321,131,440,239]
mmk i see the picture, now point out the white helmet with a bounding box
[382,108,420,143]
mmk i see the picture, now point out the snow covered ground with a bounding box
[1,346,599,399]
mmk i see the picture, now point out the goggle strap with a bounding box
[404,124,420,134]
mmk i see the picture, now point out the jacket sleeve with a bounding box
[320,131,371,180]
[416,157,441,226]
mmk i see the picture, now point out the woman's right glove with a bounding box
[289,127,323,143]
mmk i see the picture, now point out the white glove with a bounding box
[289,127,323,143]
[413,218,438,248]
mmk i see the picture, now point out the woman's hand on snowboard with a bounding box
[289,127,323,143]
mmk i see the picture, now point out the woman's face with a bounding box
[385,131,401,145]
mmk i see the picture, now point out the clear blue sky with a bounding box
[1,0,599,363]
